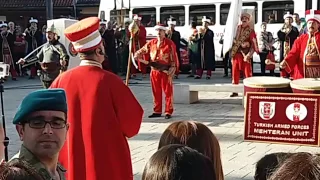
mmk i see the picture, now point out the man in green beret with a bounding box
[10,88,69,180]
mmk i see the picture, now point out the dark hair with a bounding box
[269,152,320,180]
[142,144,216,180]
[293,13,299,17]
[158,121,223,180]
[254,152,294,180]
[0,159,44,180]
[191,21,197,28]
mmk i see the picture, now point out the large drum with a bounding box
[290,78,320,94]
[243,77,292,107]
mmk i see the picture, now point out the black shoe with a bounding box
[148,113,161,118]
[223,74,228,77]
[29,76,35,79]
[165,114,171,119]
[195,76,201,79]
[12,78,17,81]
[206,76,211,80]
[187,74,194,78]
[230,92,238,97]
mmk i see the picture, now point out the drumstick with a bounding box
[265,59,280,68]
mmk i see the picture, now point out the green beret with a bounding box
[13,89,67,124]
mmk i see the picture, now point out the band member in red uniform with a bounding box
[277,12,299,79]
[230,12,259,97]
[50,17,143,180]
[134,24,179,119]
[280,10,320,79]
[0,21,18,80]
[195,16,215,80]
[166,17,181,79]
[130,14,148,78]
[24,17,43,79]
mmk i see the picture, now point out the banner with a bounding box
[244,92,320,146]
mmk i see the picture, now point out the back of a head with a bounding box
[268,152,320,180]
[158,121,223,179]
[254,152,294,180]
[0,159,44,180]
[142,144,215,180]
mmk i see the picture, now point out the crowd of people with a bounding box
[0,6,319,180]
[0,89,320,180]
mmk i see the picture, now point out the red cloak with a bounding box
[283,32,320,79]
[50,64,143,180]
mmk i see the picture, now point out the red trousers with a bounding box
[196,68,212,77]
[131,61,147,75]
[10,64,17,78]
[151,70,174,115]
[232,53,252,84]
[30,66,37,77]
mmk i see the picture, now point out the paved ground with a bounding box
[2,69,319,180]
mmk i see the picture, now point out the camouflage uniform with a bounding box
[10,145,67,180]
[36,41,69,88]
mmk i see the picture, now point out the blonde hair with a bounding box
[158,120,224,180]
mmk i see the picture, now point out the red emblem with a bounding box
[259,102,275,120]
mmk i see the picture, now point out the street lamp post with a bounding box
[46,0,53,20]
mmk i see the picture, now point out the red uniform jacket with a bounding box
[137,38,179,70]
[133,25,149,69]
[50,65,143,180]
[283,32,320,79]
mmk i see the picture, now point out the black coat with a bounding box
[277,26,299,61]
[197,28,215,70]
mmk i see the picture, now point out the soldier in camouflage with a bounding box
[18,24,69,88]
[10,89,69,180]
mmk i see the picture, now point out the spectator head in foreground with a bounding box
[268,152,320,180]
[158,120,223,180]
[254,152,294,180]
[11,89,69,179]
[142,144,216,180]
[0,159,44,180]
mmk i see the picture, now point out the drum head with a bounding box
[290,78,320,90]
[243,76,291,88]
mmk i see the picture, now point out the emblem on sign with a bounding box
[68,42,78,57]
[286,102,308,122]
[259,101,275,120]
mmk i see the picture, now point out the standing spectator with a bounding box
[258,22,275,76]
[13,25,26,76]
[187,21,199,78]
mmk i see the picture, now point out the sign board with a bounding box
[244,92,320,146]
[47,18,79,70]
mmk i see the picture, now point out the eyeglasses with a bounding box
[27,119,67,129]
[2,137,9,147]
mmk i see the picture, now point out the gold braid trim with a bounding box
[231,26,253,58]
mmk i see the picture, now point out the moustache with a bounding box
[38,135,57,143]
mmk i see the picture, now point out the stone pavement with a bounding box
[1,71,319,180]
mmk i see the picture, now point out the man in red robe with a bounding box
[134,24,179,119]
[230,12,259,97]
[50,17,144,180]
[130,14,148,78]
[280,10,320,79]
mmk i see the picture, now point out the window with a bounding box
[100,11,105,20]
[305,0,312,10]
[318,1,320,10]
[220,2,257,25]
[262,1,294,24]
[243,2,258,24]
[160,6,185,26]
[189,5,216,26]
[132,8,156,27]
[220,4,230,25]
[110,9,130,25]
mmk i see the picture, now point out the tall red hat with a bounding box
[133,14,142,20]
[64,17,102,53]
[306,9,320,23]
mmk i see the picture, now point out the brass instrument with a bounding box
[167,29,172,39]
[128,20,139,38]
[125,20,139,86]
